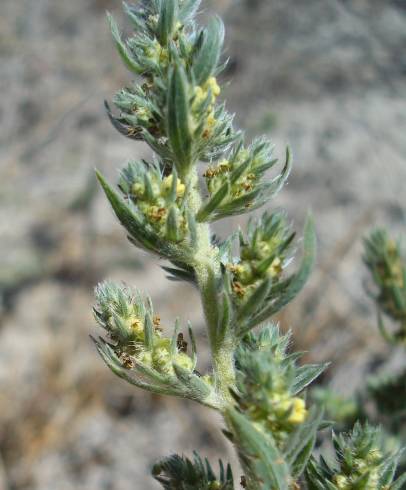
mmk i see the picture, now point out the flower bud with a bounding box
[227,212,294,300]
[94,282,195,378]
[119,161,188,243]
[235,326,312,445]
[307,423,396,490]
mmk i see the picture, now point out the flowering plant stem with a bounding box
[185,165,235,404]
[91,1,405,488]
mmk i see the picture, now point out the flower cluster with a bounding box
[106,1,238,171]
[90,1,406,488]
[233,325,325,444]
[119,160,188,243]
[225,211,294,300]
[306,423,406,489]
[198,139,291,222]
[364,229,406,342]
[94,281,194,376]
[152,452,234,490]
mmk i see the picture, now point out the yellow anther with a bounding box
[135,106,151,122]
[130,316,144,335]
[174,352,193,371]
[132,182,144,197]
[161,174,186,198]
[193,85,206,105]
[206,111,216,128]
[205,76,221,97]
[148,206,167,222]
[333,475,349,489]
[286,397,307,425]
[268,257,283,278]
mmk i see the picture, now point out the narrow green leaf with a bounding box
[392,473,406,490]
[92,337,176,396]
[256,253,279,277]
[237,278,272,324]
[107,13,141,73]
[188,323,198,368]
[161,264,196,284]
[197,181,230,222]
[171,317,181,356]
[96,171,159,252]
[193,16,225,85]
[123,2,144,30]
[179,0,202,22]
[290,436,316,479]
[378,452,403,488]
[143,173,155,201]
[144,313,154,351]
[225,408,290,490]
[248,213,317,328]
[217,290,233,342]
[167,65,193,172]
[229,157,251,184]
[285,406,324,470]
[166,205,181,242]
[168,167,179,203]
[172,363,211,400]
[377,310,396,344]
[186,210,198,249]
[157,0,177,46]
[291,363,330,395]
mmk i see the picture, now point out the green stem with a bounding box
[184,166,236,404]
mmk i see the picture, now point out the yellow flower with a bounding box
[152,346,172,374]
[145,40,169,66]
[202,374,213,385]
[208,482,222,490]
[135,106,151,122]
[140,351,153,366]
[206,110,216,128]
[132,182,144,197]
[205,76,221,97]
[286,397,307,425]
[148,206,167,222]
[267,257,283,278]
[161,174,186,198]
[333,474,349,489]
[174,352,193,371]
[147,14,159,27]
[159,47,169,64]
[194,85,206,106]
[129,315,144,336]
[193,77,221,109]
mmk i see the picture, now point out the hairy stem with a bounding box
[185,166,236,403]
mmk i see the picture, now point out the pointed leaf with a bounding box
[172,363,211,401]
[193,16,225,85]
[291,363,330,395]
[225,408,290,490]
[179,0,202,22]
[197,181,230,222]
[237,278,272,325]
[248,213,317,328]
[157,0,177,45]
[107,13,141,73]
[167,64,193,172]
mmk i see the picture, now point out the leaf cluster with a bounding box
[152,452,234,490]
[90,1,406,489]
[306,423,406,490]
[364,229,406,343]
[222,325,325,489]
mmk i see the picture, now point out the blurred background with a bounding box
[1,0,406,488]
